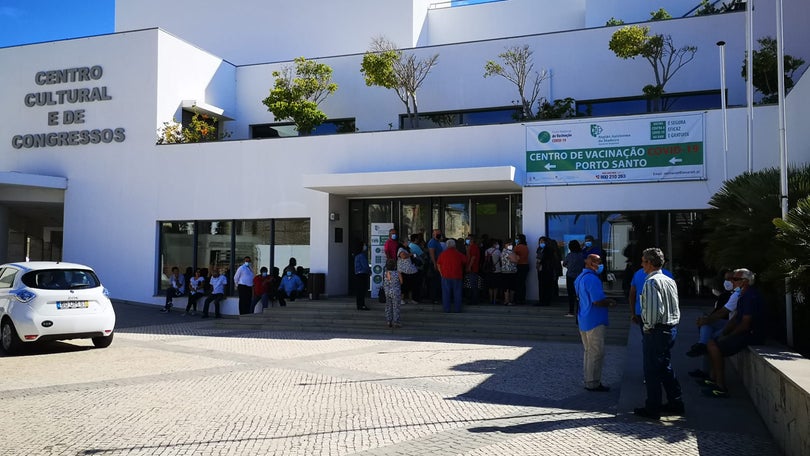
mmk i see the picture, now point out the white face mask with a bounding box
[723,280,734,291]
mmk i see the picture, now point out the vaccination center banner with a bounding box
[526,113,705,186]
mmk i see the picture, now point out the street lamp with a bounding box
[717,41,728,181]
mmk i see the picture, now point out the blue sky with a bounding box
[0,0,114,48]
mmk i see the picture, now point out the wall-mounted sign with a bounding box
[526,113,705,186]
[11,65,126,149]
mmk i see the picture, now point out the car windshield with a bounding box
[21,269,101,290]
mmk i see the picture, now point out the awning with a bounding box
[181,100,234,121]
[302,166,523,197]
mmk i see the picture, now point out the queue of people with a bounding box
[162,256,312,317]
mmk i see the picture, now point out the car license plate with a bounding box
[56,301,89,309]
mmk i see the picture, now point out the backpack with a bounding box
[482,251,495,273]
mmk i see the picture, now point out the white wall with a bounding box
[230,13,750,138]
[116,0,424,65]
[585,0,705,26]
[422,0,586,46]
[156,31,236,129]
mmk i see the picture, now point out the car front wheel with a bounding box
[92,332,114,348]
[1,319,22,355]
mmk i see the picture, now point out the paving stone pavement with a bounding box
[0,302,780,455]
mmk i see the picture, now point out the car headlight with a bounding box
[12,289,36,303]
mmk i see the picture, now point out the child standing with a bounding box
[383,259,403,328]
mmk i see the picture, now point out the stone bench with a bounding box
[729,344,810,456]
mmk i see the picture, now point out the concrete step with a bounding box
[217,297,631,345]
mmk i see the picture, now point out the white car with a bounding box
[0,261,116,355]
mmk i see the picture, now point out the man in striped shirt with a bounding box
[634,247,684,420]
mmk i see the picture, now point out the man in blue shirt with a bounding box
[574,254,616,392]
[277,270,305,306]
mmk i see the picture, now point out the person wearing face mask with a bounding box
[251,266,275,312]
[581,235,607,282]
[427,228,444,304]
[499,240,519,306]
[483,238,502,305]
[513,234,529,305]
[353,240,372,310]
[384,228,400,260]
[634,248,683,420]
[574,254,616,392]
[234,256,254,315]
[536,236,561,307]
[701,268,765,398]
[202,268,227,318]
[685,270,740,359]
[563,240,585,316]
[463,234,481,305]
[278,268,305,307]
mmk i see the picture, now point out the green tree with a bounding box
[649,8,672,20]
[742,36,806,104]
[360,36,439,129]
[484,44,549,120]
[156,109,227,144]
[608,24,697,111]
[773,196,810,299]
[605,17,624,26]
[537,97,577,120]
[705,166,810,348]
[262,56,338,135]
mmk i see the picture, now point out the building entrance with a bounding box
[348,194,522,248]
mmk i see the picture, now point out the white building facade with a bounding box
[1,0,809,313]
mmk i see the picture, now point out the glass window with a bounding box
[462,108,520,126]
[235,220,272,275]
[0,268,17,289]
[22,269,100,290]
[273,219,310,274]
[251,119,356,138]
[547,211,713,298]
[401,200,430,242]
[400,107,520,130]
[159,222,195,292]
[576,91,722,117]
[197,220,233,291]
[443,198,470,241]
[474,196,512,241]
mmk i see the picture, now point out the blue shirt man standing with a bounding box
[574,253,616,392]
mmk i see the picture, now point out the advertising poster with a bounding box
[526,113,705,186]
[369,223,393,298]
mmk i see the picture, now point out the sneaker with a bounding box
[688,369,709,379]
[660,401,685,415]
[686,343,707,357]
[159,308,169,313]
[393,322,401,328]
[564,313,575,317]
[702,387,729,398]
[633,407,661,420]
